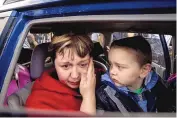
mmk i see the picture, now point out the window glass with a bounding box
[112,32,139,41]
[23,32,52,49]
[142,34,165,67]
[164,35,173,59]
[91,33,105,48]
[0,17,9,37]
[0,17,11,56]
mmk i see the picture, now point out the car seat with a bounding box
[4,64,31,106]
[7,42,108,109]
[167,73,176,112]
[92,42,109,67]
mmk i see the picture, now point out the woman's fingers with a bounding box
[87,58,93,76]
[80,58,96,98]
[80,73,87,85]
[87,59,93,78]
[87,58,96,85]
[80,58,93,87]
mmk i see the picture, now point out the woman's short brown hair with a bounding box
[50,33,93,59]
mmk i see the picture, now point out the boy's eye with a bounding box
[117,66,125,70]
[108,62,112,68]
[118,66,122,69]
[79,63,88,68]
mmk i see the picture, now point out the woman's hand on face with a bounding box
[80,58,96,98]
[80,58,96,115]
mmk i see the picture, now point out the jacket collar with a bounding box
[33,71,81,97]
[101,70,159,94]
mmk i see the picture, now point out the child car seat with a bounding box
[4,64,31,106]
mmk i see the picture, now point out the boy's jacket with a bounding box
[96,71,174,114]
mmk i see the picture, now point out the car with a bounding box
[0,0,176,116]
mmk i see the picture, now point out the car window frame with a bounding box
[0,11,16,56]
[159,34,171,79]
[170,36,176,74]
[0,14,175,105]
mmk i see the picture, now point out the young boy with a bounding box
[96,36,174,115]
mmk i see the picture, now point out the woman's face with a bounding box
[54,48,90,89]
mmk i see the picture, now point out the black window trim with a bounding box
[159,34,171,79]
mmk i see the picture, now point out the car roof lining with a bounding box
[30,21,176,35]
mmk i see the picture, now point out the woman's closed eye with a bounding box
[61,64,71,69]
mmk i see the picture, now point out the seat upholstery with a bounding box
[30,43,50,79]
[8,82,34,109]
[152,62,166,80]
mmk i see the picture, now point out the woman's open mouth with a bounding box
[68,81,80,86]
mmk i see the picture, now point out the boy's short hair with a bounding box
[110,36,152,66]
[50,33,93,59]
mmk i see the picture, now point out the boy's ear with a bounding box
[140,63,152,79]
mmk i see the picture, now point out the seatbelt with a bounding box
[104,86,130,117]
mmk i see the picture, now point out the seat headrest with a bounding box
[30,43,50,79]
[92,42,104,58]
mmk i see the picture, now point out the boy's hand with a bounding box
[80,58,96,98]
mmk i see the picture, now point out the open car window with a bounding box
[0,12,174,115]
[22,33,52,50]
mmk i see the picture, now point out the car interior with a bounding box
[2,20,176,112]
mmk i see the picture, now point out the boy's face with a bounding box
[54,48,90,89]
[108,47,150,88]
